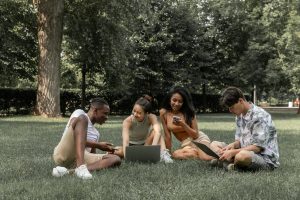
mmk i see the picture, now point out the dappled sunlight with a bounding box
[273,120,300,132]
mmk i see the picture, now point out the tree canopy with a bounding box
[1,0,299,113]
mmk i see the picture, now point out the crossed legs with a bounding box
[210,141,252,167]
[53,126,121,171]
[172,144,214,161]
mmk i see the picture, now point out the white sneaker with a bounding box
[225,163,236,171]
[52,166,69,177]
[75,164,92,180]
[160,149,174,163]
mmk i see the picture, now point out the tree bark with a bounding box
[35,0,64,117]
[202,83,207,113]
[81,63,86,109]
[297,96,300,114]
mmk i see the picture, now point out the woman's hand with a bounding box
[172,116,184,126]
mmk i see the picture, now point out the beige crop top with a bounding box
[129,115,151,144]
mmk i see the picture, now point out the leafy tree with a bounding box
[128,0,218,97]
[63,0,140,106]
[204,0,298,104]
[234,1,290,96]
[1,0,299,115]
[274,0,300,113]
[0,0,37,88]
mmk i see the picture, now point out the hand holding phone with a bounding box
[172,116,181,123]
[113,146,121,150]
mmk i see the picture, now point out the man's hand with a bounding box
[99,142,114,152]
[219,149,236,162]
[222,143,235,151]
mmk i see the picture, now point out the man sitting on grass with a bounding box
[52,98,121,179]
[210,87,280,171]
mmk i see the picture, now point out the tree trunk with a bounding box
[35,0,64,117]
[81,63,86,109]
[202,83,207,113]
[297,97,300,114]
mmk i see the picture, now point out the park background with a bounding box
[0,0,300,199]
[0,0,300,116]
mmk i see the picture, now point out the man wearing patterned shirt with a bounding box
[210,87,280,171]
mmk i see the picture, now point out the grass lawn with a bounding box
[0,112,299,199]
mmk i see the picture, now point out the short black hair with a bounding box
[220,87,245,108]
[89,97,109,109]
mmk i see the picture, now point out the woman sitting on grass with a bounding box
[114,95,173,163]
[159,86,214,160]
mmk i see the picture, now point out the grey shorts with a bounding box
[214,141,273,171]
[247,151,273,171]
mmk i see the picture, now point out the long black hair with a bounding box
[161,86,195,126]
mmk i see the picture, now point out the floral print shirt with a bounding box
[235,104,280,167]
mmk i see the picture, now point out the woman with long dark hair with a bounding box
[160,86,213,160]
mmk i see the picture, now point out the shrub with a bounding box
[0,88,228,116]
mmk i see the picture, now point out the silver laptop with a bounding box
[125,145,161,163]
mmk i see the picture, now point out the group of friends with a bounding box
[52,86,280,180]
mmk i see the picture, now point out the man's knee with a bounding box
[53,153,67,166]
[234,150,252,165]
[112,155,122,166]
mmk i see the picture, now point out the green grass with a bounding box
[0,113,299,200]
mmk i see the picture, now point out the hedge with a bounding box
[0,88,227,116]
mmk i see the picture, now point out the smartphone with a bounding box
[113,146,121,150]
[173,116,180,123]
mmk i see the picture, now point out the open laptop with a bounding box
[125,145,161,163]
[192,141,220,159]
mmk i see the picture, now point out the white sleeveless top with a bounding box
[63,109,100,152]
